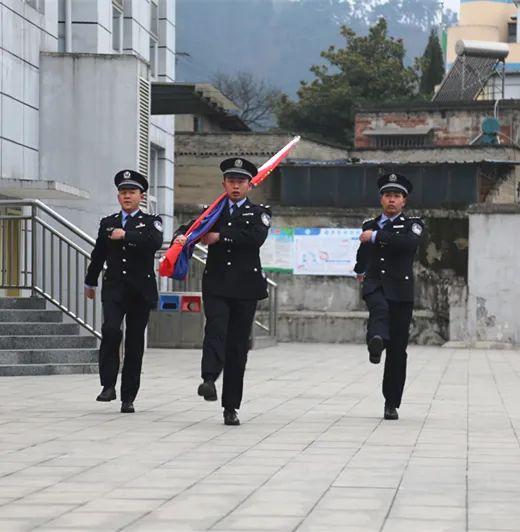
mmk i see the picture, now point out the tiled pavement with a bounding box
[1,343,520,531]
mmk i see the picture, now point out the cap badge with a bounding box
[234,159,243,168]
[389,174,397,182]
[124,171,131,179]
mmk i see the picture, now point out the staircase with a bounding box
[0,297,98,376]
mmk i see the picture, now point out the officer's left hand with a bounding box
[360,230,373,243]
[109,228,126,240]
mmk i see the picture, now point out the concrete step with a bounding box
[0,335,97,350]
[274,310,447,345]
[0,309,63,323]
[0,297,46,310]
[0,363,98,376]
[0,322,80,336]
[0,349,98,365]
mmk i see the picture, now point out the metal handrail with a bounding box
[0,199,101,339]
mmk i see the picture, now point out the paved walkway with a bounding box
[1,343,520,531]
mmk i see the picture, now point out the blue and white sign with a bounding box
[293,228,362,276]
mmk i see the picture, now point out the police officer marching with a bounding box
[85,170,163,413]
[173,157,271,426]
[354,173,424,420]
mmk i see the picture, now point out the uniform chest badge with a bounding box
[412,223,423,235]
[261,213,271,227]
[242,212,254,217]
[136,223,146,229]
[154,220,163,232]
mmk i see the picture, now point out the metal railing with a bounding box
[0,199,278,346]
[0,199,102,338]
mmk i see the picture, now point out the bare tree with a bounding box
[212,71,282,130]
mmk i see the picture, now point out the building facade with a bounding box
[0,0,176,237]
[447,0,520,98]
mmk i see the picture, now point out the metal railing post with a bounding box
[31,203,37,295]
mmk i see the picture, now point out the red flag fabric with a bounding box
[158,136,300,278]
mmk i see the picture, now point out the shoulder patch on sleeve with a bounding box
[261,212,271,227]
[412,223,423,236]
[154,219,163,232]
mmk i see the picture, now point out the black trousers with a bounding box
[364,288,413,408]
[202,294,257,410]
[99,287,151,402]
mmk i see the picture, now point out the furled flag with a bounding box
[159,136,301,279]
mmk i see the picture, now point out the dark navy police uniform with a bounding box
[202,196,270,411]
[85,170,163,407]
[173,157,270,425]
[354,173,424,413]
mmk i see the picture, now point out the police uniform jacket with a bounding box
[85,210,164,308]
[354,214,424,302]
[173,199,270,300]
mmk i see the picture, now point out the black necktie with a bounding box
[382,218,392,229]
[230,204,236,216]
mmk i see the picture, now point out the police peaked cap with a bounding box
[377,172,413,196]
[220,157,258,180]
[114,169,149,192]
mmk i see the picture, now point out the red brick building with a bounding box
[355,100,520,149]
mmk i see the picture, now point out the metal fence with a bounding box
[0,200,278,346]
[0,199,102,338]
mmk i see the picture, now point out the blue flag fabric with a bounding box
[171,197,228,280]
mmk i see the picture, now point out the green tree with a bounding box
[276,18,418,146]
[419,28,445,96]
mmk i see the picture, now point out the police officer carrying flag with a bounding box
[85,170,163,413]
[173,157,271,426]
[354,172,424,420]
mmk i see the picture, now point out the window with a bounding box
[150,1,159,39]
[112,2,123,53]
[193,116,203,132]
[149,145,161,214]
[373,134,432,149]
[149,1,159,78]
[508,21,517,43]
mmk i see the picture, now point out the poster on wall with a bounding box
[293,228,362,276]
[261,227,294,273]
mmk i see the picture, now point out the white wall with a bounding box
[464,206,520,346]
[39,53,142,236]
[0,0,58,181]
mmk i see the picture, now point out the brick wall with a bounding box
[355,107,520,148]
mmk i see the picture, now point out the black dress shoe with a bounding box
[368,335,384,364]
[197,380,217,401]
[384,405,399,420]
[121,401,135,413]
[96,386,116,402]
[223,408,240,426]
